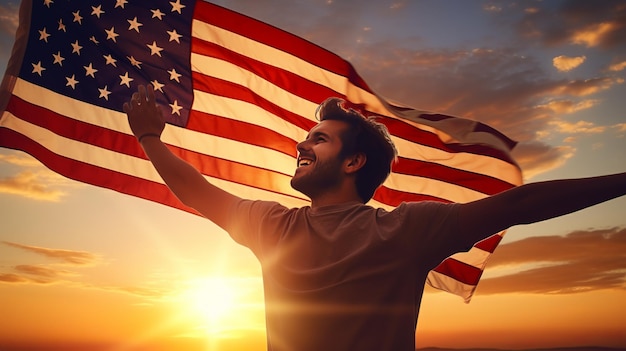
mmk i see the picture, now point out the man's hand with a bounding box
[123,85,165,141]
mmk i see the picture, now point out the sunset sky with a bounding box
[1,0,626,350]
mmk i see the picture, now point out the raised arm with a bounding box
[123,85,241,229]
[458,172,626,244]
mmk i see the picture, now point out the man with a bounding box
[124,85,626,351]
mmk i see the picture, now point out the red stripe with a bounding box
[191,70,316,132]
[432,257,483,285]
[193,1,372,93]
[186,109,298,158]
[372,186,449,207]
[0,127,194,214]
[191,37,339,105]
[393,157,516,196]
[6,95,146,159]
[474,233,503,253]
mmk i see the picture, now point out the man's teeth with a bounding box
[299,159,312,167]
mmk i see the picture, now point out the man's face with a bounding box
[290,120,349,199]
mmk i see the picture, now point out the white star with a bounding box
[167,68,181,82]
[169,0,186,14]
[169,100,183,115]
[115,0,128,9]
[151,8,165,20]
[127,17,143,32]
[119,72,134,87]
[44,0,53,8]
[31,61,46,76]
[103,54,117,67]
[167,29,182,43]
[57,19,66,32]
[38,28,50,42]
[90,36,99,44]
[147,41,164,57]
[72,10,83,24]
[52,51,65,66]
[84,63,98,78]
[91,5,105,18]
[127,56,142,69]
[98,85,111,100]
[105,27,119,42]
[71,40,83,55]
[66,74,79,89]
[151,80,165,92]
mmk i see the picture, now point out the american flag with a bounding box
[0,0,522,302]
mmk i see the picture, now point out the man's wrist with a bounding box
[138,133,161,143]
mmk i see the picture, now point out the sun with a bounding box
[180,276,238,331]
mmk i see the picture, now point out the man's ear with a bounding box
[344,152,366,174]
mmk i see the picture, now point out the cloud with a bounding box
[548,119,606,134]
[14,264,75,278]
[608,59,626,71]
[0,171,66,201]
[552,55,586,72]
[511,142,575,179]
[539,99,598,114]
[516,0,626,50]
[0,3,19,36]
[2,241,99,265]
[476,227,626,295]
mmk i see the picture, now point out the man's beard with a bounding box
[291,157,343,199]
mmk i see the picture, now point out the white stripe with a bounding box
[0,112,163,183]
[384,172,487,204]
[12,79,299,177]
[426,271,476,303]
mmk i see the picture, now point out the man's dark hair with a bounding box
[317,97,398,203]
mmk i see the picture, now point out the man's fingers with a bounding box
[146,84,155,102]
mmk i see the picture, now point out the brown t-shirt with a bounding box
[226,200,467,351]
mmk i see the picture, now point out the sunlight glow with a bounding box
[181,277,237,331]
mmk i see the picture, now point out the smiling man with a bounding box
[124,85,626,351]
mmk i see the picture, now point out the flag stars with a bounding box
[103,54,117,67]
[115,0,128,9]
[44,0,53,8]
[119,72,134,87]
[84,63,98,78]
[167,29,182,43]
[105,27,119,42]
[52,51,65,66]
[168,68,181,82]
[32,61,46,76]
[39,28,51,43]
[127,56,142,68]
[71,40,83,55]
[72,10,83,24]
[98,86,111,100]
[127,17,143,32]
[170,0,185,14]
[90,36,99,45]
[169,100,183,115]
[151,8,165,20]
[57,19,66,32]
[147,41,164,57]
[91,5,105,18]
[151,80,165,92]
[66,74,79,89]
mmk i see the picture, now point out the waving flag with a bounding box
[0,0,522,302]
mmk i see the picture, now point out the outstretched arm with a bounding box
[123,85,241,229]
[458,172,626,244]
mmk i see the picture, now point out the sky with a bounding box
[0,0,625,350]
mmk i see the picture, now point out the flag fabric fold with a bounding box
[0,0,522,302]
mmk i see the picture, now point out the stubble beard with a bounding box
[291,158,343,199]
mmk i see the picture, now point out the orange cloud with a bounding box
[548,119,606,134]
[3,242,99,265]
[540,99,598,114]
[570,21,620,47]
[0,171,66,201]
[14,264,75,279]
[552,55,586,72]
[476,228,626,295]
[608,60,626,72]
[552,77,620,96]
[511,142,575,180]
